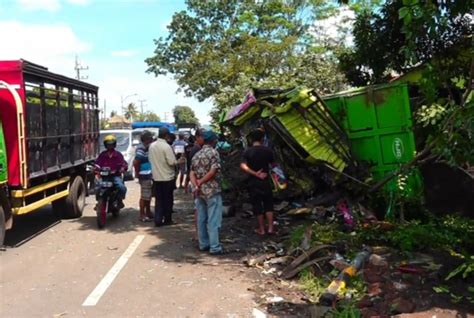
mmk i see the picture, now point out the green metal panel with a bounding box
[324,83,422,197]
[0,122,7,183]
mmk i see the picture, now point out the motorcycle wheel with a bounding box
[97,199,107,229]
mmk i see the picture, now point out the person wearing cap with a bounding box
[190,130,224,255]
[149,127,177,226]
[133,130,154,222]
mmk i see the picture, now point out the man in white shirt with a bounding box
[149,127,177,226]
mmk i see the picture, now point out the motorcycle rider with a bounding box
[95,135,128,208]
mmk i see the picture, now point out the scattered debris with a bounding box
[246,253,276,267]
[266,296,284,303]
[281,244,333,279]
[319,247,371,306]
[252,307,267,318]
[369,254,388,267]
[286,207,312,216]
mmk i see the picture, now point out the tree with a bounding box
[172,106,199,125]
[338,1,472,87]
[146,1,348,122]
[124,102,139,121]
[110,110,117,118]
[341,0,473,191]
[136,111,161,122]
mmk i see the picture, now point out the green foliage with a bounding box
[299,269,328,301]
[327,303,361,318]
[124,102,139,121]
[146,1,349,122]
[172,105,199,125]
[136,111,161,122]
[340,0,472,86]
[340,0,473,170]
[387,215,474,252]
[446,255,474,281]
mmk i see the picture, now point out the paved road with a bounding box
[1,181,257,317]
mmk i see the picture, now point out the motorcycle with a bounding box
[95,167,122,229]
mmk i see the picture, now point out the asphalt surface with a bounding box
[0,181,257,317]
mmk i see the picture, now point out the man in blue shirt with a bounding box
[133,130,154,222]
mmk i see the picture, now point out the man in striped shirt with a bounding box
[133,130,154,222]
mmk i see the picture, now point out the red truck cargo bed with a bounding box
[0,60,99,188]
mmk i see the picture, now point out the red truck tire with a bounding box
[53,176,86,219]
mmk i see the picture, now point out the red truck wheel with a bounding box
[53,176,86,219]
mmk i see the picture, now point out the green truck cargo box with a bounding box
[323,83,423,198]
[222,87,353,173]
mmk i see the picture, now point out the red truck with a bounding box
[0,60,99,244]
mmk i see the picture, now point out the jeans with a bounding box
[195,193,223,253]
[113,176,127,199]
[154,180,175,225]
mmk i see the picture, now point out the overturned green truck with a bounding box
[220,82,473,216]
[219,83,423,210]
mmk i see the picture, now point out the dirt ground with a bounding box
[1,180,473,317]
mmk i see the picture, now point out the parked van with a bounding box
[99,129,134,179]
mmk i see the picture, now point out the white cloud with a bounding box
[17,0,60,12]
[16,0,90,12]
[0,20,213,124]
[110,50,139,58]
[0,20,91,76]
[66,0,90,5]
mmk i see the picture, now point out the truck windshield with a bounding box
[99,132,130,153]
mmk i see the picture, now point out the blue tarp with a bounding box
[132,122,176,132]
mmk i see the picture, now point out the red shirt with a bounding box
[95,150,128,173]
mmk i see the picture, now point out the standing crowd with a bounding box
[98,126,277,256]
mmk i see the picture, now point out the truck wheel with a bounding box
[53,176,86,219]
[0,206,5,246]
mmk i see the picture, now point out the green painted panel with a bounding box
[323,83,422,198]
[0,122,7,183]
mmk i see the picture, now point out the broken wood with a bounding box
[281,244,333,278]
[281,256,332,279]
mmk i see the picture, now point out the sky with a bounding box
[0,0,214,124]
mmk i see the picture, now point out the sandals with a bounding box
[139,217,152,222]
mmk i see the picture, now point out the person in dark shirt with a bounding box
[240,128,276,235]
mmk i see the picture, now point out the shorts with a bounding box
[178,163,187,174]
[139,179,153,201]
[248,179,274,215]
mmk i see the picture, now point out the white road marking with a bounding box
[82,235,145,306]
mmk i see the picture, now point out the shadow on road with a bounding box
[141,190,272,265]
[4,206,61,247]
[75,206,154,234]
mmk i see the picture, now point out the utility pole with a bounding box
[164,112,171,122]
[103,99,107,121]
[74,55,89,80]
[138,99,147,116]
